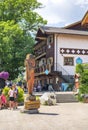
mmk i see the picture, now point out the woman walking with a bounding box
[8,86,14,110]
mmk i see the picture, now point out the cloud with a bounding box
[37,0,88,27]
[37,0,69,26]
[75,0,88,7]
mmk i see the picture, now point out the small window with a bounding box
[47,36,53,49]
[64,57,74,66]
[48,36,53,43]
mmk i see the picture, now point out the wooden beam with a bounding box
[36,37,47,40]
[81,12,88,26]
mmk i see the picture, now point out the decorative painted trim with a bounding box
[60,48,88,55]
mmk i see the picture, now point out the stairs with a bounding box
[56,92,78,103]
[55,63,74,83]
[34,91,78,103]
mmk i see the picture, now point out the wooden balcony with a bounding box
[35,52,46,60]
[35,64,53,76]
[34,46,47,59]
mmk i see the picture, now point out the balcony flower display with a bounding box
[0,71,9,80]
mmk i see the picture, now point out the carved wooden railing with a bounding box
[35,46,47,58]
[35,63,74,83]
[35,64,53,75]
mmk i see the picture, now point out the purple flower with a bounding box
[0,71,9,80]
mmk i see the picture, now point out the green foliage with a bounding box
[0,0,47,28]
[2,86,10,101]
[2,86,24,103]
[0,0,47,79]
[76,64,88,101]
[17,87,24,103]
[76,64,84,74]
[13,73,25,84]
[77,93,83,102]
[80,70,88,85]
[36,95,40,101]
[79,84,88,94]
[0,20,35,79]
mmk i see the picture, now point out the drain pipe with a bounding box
[54,34,58,71]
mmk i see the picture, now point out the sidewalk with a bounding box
[0,102,88,130]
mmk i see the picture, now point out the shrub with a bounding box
[17,86,24,103]
[2,86,24,103]
[2,86,10,101]
[76,64,88,101]
[76,64,84,74]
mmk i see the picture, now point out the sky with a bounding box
[37,0,88,27]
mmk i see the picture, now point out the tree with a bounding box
[76,64,88,101]
[0,0,47,79]
[0,20,35,79]
[0,0,47,30]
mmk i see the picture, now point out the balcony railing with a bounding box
[35,46,47,58]
[55,63,74,83]
[35,52,46,60]
[35,63,74,83]
[35,64,53,75]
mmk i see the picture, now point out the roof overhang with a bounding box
[42,27,88,36]
[81,11,88,26]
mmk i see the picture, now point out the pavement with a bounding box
[0,102,88,130]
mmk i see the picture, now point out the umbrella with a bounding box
[0,71,9,80]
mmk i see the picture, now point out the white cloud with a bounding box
[38,0,66,5]
[76,0,88,5]
[37,0,88,27]
[75,0,88,8]
[37,0,70,25]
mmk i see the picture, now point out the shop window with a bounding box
[64,57,74,66]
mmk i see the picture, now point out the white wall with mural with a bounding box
[55,34,88,75]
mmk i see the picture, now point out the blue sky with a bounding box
[37,0,88,27]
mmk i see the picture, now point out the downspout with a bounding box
[54,34,58,71]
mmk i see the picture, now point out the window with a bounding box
[50,78,53,84]
[47,35,53,49]
[48,36,53,43]
[64,57,74,66]
[47,57,53,64]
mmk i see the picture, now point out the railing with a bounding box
[35,46,47,57]
[35,64,53,74]
[55,63,74,83]
[35,62,74,83]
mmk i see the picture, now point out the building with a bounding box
[34,11,88,90]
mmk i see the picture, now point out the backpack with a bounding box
[14,88,18,97]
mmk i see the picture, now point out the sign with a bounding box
[45,69,49,75]
[76,57,83,64]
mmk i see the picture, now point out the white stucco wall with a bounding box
[54,34,88,75]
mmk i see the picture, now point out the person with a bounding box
[13,84,18,109]
[25,54,35,95]
[8,86,14,110]
[1,92,7,109]
[58,80,62,91]
[37,83,42,92]
[48,84,54,92]
[0,93,2,110]
[0,91,7,110]
[74,73,80,94]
